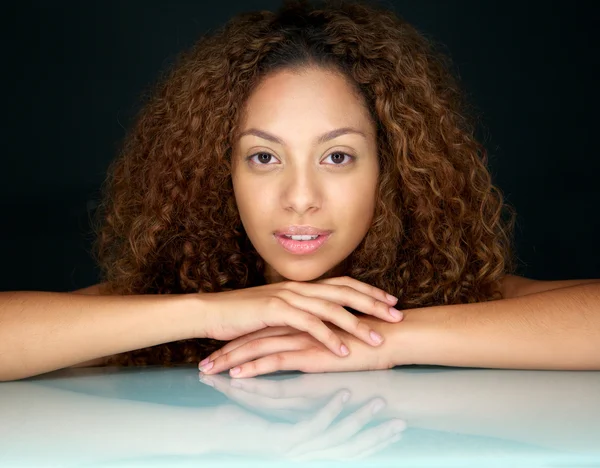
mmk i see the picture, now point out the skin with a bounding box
[231,66,379,283]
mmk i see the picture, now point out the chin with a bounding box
[270,263,333,283]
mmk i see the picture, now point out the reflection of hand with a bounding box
[200,316,401,378]
[199,373,406,460]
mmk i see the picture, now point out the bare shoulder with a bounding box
[70,282,110,295]
[500,274,600,299]
[498,274,536,299]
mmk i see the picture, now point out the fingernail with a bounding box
[390,419,407,433]
[199,361,214,372]
[199,357,211,366]
[230,366,241,376]
[386,293,398,303]
[371,399,385,414]
[199,376,214,387]
[340,344,350,356]
[370,330,383,344]
[389,307,403,320]
[341,391,351,403]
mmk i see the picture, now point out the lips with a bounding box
[274,225,332,236]
[275,232,331,255]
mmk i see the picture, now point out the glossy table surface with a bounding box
[1,365,599,467]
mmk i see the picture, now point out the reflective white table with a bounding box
[1,365,599,467]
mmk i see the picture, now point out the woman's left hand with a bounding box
[199,316,403,378]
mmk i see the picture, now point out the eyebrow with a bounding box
[237,127,368,145]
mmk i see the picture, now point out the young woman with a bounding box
[1,0,598,382]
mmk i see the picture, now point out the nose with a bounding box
[280,164,322,215]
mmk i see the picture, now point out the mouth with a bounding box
[274,233,331,255]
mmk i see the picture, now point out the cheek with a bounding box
[233,178,271,230]
[334,175,377,221]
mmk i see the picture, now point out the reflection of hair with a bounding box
[93,0,518,366]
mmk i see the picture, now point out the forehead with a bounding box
[238,68,374,132]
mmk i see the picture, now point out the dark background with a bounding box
[2,0,599,292]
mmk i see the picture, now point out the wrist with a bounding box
[387,305,452,367]
[168,293,211,340]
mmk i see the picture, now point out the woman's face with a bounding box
[231,67,379,283]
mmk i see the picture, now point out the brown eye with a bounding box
[248,152,279,165]
[324,152,355,165]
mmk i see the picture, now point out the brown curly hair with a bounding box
[92,0,518,366]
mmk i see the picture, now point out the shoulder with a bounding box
[500,274,600,299]
[70,282,110,295]
[499,274,537,299]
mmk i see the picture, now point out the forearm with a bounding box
[395,283,600,370]
[0,291,202,381]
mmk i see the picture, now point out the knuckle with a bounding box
[305,314,323,328]
[325,327,339,344]
[266,296,285,309]
[358,320,371,334]
[247,338,264,351]
[219,352,231,365]
[275,353,286,365]
[326,300,341,314]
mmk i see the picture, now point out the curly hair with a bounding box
[92,0,518,366]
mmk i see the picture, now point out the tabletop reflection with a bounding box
[0,365,598,467]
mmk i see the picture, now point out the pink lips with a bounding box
[275,233,331,255]
[274,225,332,255]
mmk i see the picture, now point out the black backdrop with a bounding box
[2,0,599,292]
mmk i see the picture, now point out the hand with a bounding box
[198,373,406,460]
[197,276,403,359]
[199,316,404,377]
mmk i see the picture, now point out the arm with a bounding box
[395,281,600,370]
[0,288,203,381]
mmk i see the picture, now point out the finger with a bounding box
[290,389,351,443]
[286,281,403,323]
[198,372,316,418]
[202,334,314,376]
[197,373,235,393]
[276,290,386,347]
[262,305,350,358]
[316,275,399,307]
[286,397,386,457]
[228,373,335,401]
[228,379,330,420]
[202,326,296,365]
[230,380,319,412]
[322,419,407,460]
[228,349,336,378]
[345,432,403,460]
[291,422,405,461]
[201,372,317,413]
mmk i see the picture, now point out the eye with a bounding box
[247,152,280,165]
[323,152,355,166]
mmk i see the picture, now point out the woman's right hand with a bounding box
[194,276,403,358]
